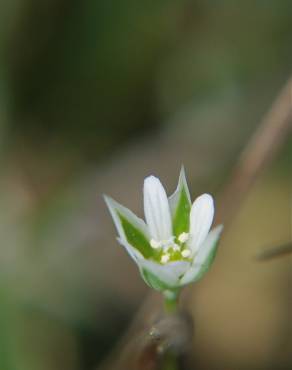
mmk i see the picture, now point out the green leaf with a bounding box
[172,187,191,237]
[118,212,153,258]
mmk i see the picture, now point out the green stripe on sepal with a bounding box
[172,187,191,237]
[169,166,192,237]
[118,212,153,258]
[141,269,174,291]
[191,237,220,283]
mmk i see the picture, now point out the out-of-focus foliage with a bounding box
[2,0,292,158]
[0,1,291,369]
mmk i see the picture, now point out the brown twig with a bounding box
[256,243,292,261]
[215,76,292,225]
[97,76,292,370]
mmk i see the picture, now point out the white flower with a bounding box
[104,167,223,292]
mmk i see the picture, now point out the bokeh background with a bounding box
[0,1,291,369]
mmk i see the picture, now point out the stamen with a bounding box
[161,254,170,264]
[150,239,162,249]
[178,232,189,243]
[181,249,191,258]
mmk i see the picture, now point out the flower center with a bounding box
[150,233,191,264]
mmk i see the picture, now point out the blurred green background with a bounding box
[0,1,291,369]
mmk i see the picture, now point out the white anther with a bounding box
[161,254,170,264]
[150,239,162,249]
[178,232,189,243]
[181,249,191,258]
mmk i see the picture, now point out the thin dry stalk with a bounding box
[215,76,292,225]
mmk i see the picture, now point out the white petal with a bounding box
[143,176,172,241]
[168,166,191,215]
[139,259,190,288]
[104,195,150,243]
[180,225,223,285]
[188,193,214,253]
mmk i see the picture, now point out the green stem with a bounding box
[161,290,180,370]
[162,352,178,370]
[163,290,179,314]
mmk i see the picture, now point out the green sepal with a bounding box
[104,195,155,259]
[169,167,192,237]
[141,269,174,291]
[180,225,223,286]
[172,187,191,237]
[118,212,153,258]
[191,237,220,282]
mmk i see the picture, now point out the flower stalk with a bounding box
[161,352,178,370]
[163,290,179,314]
